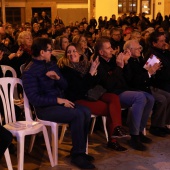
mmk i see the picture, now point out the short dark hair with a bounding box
[94,36,110,57]
[149,31,165,45]
[31,37,52,57]
[110,27,121,37]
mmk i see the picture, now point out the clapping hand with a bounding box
[15,47,24,57]
[123,49,131,63]
[46,71,60,80]
[89,56,100,76]
[112,46,120,56]
[148,62,162,75]
[116,49,131,68]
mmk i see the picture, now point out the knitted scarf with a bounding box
[70,58,90,77]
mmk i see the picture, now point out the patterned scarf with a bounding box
[70,57,90,77]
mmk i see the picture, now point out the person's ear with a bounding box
[99,49,103,56]
[40,50,45,56]
[152,42,157,47]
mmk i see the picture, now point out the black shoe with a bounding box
[82,153,95,162]
[107,141,127,151]
[129,138,147,151]
[139,132,152,144]
[160,127,170,135]
[149,126,166,137]
[71,154,96,169]
[111,126,130,138]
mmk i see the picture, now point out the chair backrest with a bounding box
[1,65,17,78]
[0,77,32,124]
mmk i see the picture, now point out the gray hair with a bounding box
[123,39,139,51]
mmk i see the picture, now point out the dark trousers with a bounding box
[0,125,13,158]
[35,104,91,155]
[151,87,170,126]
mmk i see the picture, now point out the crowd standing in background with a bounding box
[1,11,170,169]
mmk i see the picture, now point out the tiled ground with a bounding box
[1,124,170,170]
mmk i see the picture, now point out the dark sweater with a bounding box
[123,56,151,93]
[22,59,68,108]
[97,56,129,94]
[61,66,99,101]
[145,47,170,92]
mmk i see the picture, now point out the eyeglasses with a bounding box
[131,46,143,51]
[45,49,53,52]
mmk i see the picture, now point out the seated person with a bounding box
[22,37,95,169]
[58,43,128,152]
[0,125,13,159]
[123,40,170,137]
[94,37,155,151]
[52,35,69,61]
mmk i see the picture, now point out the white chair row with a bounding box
[0,77,54,170]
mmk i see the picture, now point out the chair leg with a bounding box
[90,117,96,134]
[59,124,67,144]
[28,134,36,153]
[42,126,55,167]
[51,123,58,166]
[86,136,88,154]
[17,135,25,170]
[143,128,146,135]
[102,116,108,141]
[4,149,13,170]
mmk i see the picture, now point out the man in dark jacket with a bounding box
[22,37,95,169]
[95,37,154,151]
[145,31,170,92]
[110,27,125,53]
[123,39,170,137]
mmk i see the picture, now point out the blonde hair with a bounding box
[17,31,32,45]
[57,56,70,68]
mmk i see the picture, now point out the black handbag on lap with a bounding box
[86,85,106,101]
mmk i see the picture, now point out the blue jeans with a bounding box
[35,104,91,155]
[119,91,154,135]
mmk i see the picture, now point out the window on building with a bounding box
[6,8,21,25]
[141,0,151,14]
[118,0,137,14]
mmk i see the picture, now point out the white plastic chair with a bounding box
[57,114,109,143]
[29,114,69,165]
[1,65,17,78]
[0,65,22,106]
[90,115,108,141]
[0,77,54,170]
[29,120,59,166]
[4,149,13,170]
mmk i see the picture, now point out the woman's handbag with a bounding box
[86,85,106,101]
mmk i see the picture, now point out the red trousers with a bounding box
[76,93,122,140]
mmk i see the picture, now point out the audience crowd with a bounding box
[1,11,170,169]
